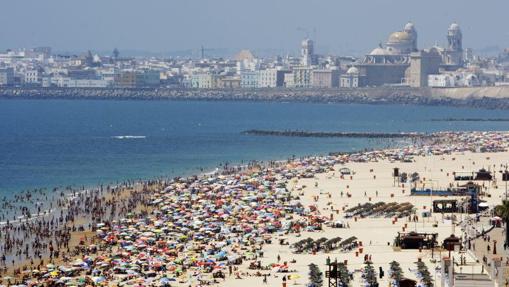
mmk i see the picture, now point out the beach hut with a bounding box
[331,220,344,228]
[490,216,503,227]
[397,232,437,249]
[474,168,492,181]
[443,234,461,251]
[433,200,458,213]
[339,167,351,175]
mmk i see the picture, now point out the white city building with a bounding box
[341,67,361,88]
[0,68,15,86]
[292,66,312,88]
[257,69,278,88]
[284,72,295,88]
[428,74,456,87]
[24,69,42,85]
[240,71,258,88]
[191,73,216,89]
[50,76,111,88]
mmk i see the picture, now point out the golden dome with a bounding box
[387,31,412,43]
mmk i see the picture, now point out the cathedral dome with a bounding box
[449,23,460,31]
[388,32,412,44]
[404,22,415,32]
[234,49,255,61]
[346,66,359,74]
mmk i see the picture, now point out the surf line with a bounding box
[112,135,147,139]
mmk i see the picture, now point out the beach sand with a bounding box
[220,151,508,287]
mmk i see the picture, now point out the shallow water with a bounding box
[1,99,508,195]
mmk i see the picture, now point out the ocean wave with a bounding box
[112,135,146,139]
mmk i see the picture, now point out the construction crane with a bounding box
[199,45,215,59]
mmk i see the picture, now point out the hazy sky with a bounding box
[1,0,508,55]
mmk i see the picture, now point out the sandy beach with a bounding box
[1,131,508,286]
[221,150,509,287]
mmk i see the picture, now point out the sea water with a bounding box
[1,99,508,196]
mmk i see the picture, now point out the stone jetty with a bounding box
[242,129,433,139]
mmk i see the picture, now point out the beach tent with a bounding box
[490,216,503,227]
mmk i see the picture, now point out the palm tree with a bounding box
[495,199,509,246]
[308,263,323,287]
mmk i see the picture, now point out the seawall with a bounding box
[1,86,509,109]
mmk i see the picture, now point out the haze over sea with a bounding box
[1,99,508,196]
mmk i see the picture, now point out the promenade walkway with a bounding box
[470,224,509,286]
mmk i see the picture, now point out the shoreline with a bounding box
[2,137,395,277]
[0,138,406,208]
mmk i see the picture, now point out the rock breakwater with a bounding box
[2,86,509,109]
[242,130,432,139]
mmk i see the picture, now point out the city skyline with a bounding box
[0,0,508,56]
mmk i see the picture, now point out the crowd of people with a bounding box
[0,131,507,286]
